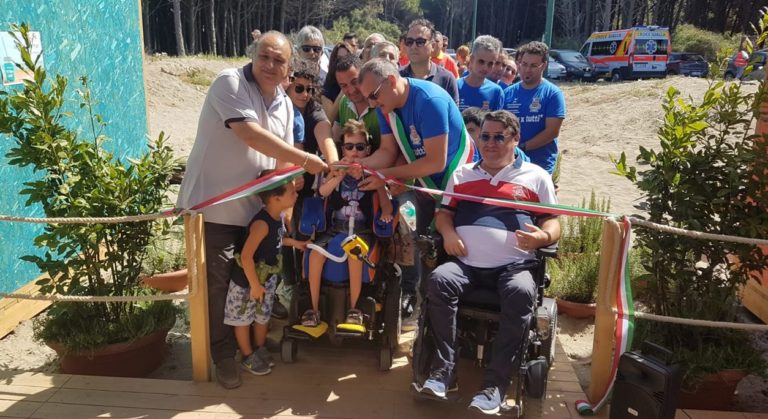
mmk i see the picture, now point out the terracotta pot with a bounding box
[678,369,747,411]
[47,328,170,377]
[140,268,188,292]
[555,298,597,318]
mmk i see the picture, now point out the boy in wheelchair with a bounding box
[411,111,560,415]
[301,120,394,328]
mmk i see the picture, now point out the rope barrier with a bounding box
[0,211,178,225]
[628,217,768,246]
[616,308,768,331]
[0,290,190,302]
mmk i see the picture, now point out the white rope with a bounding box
[628,217,768,246]
[613,308,768,331]
[0,211,177,224]
[307,243,348,263]
[0,290,190,302]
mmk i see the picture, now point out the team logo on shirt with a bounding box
[409,125,426,157]
[529,96,542,113]
[482,101,490,110]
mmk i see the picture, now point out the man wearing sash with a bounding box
[356,58,476,312]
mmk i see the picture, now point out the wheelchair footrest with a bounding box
[290,321,329,338]
[336,323,367,334]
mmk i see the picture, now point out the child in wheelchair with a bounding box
[301,120,394,328]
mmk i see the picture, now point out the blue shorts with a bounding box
[223,274,278,326]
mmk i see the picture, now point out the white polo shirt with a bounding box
[177,63,294,226]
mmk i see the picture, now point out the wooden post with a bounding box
[588,218,624,402]
[185,213,211,382]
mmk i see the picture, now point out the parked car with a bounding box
[550,49,598,81]
[723,49,767,81]
[504,47,517,58]
[666,52,708,77]
[546,57,567,80]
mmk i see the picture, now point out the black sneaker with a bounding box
[215,358,242,389]
[271,298,288,320]
[401,293,416,318]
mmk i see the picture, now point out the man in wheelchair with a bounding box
[413,110,560,415]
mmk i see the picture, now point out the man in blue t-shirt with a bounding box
[503,41,565,174]
[457,35,505,112]
[356,58,475,235]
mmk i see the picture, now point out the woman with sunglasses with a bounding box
[287,59,339,199]
[320,42,353,125]
[296,26,328,84]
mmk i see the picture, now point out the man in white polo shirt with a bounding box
[177,31,326,389]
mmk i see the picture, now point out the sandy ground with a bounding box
[0,55,766,412]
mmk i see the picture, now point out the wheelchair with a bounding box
[411,234,558,418]
[280,195,403,371]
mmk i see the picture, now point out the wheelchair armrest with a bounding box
[535,243,559,259]
[373,198,398,238]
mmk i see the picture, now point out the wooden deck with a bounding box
[0,336,765,418]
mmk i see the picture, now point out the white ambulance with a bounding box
[580,26,671,81]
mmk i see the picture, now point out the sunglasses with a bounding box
[479,133,514,144]
[368,79,387,101]
[404,37,430,47]
[301,45,323,54]
[292,84,315,95]
[343,143,369,151]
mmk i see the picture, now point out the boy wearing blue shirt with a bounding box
[503,42,565,174]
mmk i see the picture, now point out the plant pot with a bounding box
[678,369,747,411]
[140,268,188,292]
[47,328,170,377]
[555,298,597,318]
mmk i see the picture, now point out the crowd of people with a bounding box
[176,18,565,415]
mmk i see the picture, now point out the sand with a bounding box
[0,55,765,412]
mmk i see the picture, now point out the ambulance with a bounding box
[580,26,671,81]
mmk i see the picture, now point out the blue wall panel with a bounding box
[0,0,147,293]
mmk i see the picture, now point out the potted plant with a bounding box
[140,223,188,293]
[612,13,768,406]
[545,192,609,318]
[0,25,181,377]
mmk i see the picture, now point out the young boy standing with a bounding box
[224,171,308,375]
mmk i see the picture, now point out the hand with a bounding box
[293,240,310,251]
[358,175,386,191]
[344,159,364,179]
[388,182,407,196]
[293,175,305,191]
[303,153,328,175]
[515,223,548,251]
[379,211,393,223]
[250,283,266,302]
[443,231,468,257]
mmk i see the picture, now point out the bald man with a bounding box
[177,31,327,389]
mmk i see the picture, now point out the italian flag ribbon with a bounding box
[384,111,474,191]
[575,216,635,415]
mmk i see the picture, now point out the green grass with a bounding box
[181,67,216,87]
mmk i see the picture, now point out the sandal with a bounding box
[345,308,364,326]
[301,309,320,327]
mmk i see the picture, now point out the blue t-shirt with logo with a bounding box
[378,78,473,189]
[457,77,504,111]
[503,79,565,174]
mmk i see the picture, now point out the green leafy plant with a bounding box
[0,24,181,353]
[612,9,768,386]
[546,191,610,303]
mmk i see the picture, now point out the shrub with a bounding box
[671,24,741,61]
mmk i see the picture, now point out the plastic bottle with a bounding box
[400,200,417,231]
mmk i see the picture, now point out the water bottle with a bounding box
[400,201,417,231]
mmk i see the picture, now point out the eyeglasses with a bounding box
[343,143,369,151]
[292,84,315,95]
[301,45,323,54]
[479,133,514,144]
[404,37,430,47]
[368,79,387,101]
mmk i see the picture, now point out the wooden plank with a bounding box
[0,384,58,402]
[0,372,71,389]
[742,279,768,324]
[0,399,43,418]
[0,277,52,339]
[30,403,246,419]
[186,213,211,382]
[588,218,623,403]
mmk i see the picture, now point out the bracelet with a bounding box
[301,152,310,168]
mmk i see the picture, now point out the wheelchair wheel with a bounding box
[379,338,393,371]
[281,338,298,363]
[383,273,402,349]
[540,297,558,366]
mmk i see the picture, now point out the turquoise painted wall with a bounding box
[0,1,148,294]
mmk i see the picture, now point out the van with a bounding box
[580,26,671,81]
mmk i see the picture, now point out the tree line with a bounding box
[143,0,767,56]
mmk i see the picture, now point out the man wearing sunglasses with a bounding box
[503,41,565,175]
[457,35,505,112]
[177,31,327,391]
[415,110,559,414]
[399,19,459,105]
